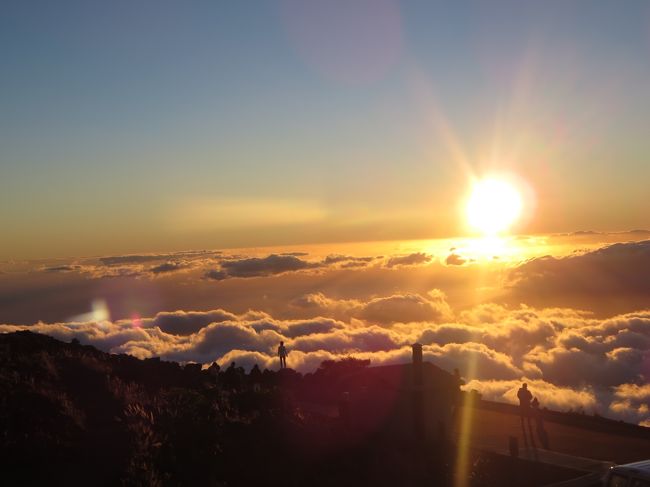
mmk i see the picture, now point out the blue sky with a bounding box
[2,0,650,258]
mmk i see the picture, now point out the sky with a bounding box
[2,0,650,259]
[1,1,650,427]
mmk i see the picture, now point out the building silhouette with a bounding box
[333,343,457,442]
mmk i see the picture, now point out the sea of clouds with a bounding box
[1,238,649,426]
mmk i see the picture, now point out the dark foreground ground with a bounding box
[0,331,631,486]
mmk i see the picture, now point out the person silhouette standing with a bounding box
[278,341,288,369]
[517,383,534,447]
[517,383,533,417]
[531,396,550,449]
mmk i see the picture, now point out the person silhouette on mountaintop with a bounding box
[531,396,550,449]
[517,383,535,446]
[531,396,539,410]
[278,341,288,369]
[517,383,533,417]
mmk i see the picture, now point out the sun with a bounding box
[466,177,523,236]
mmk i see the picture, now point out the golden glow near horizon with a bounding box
[455,176,526,486]
[466,178,523,236]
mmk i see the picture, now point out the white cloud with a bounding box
[2,296,650,425]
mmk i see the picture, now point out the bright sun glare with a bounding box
[466,178,523,236]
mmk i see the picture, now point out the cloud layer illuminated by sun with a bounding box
[1,232,649,425]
